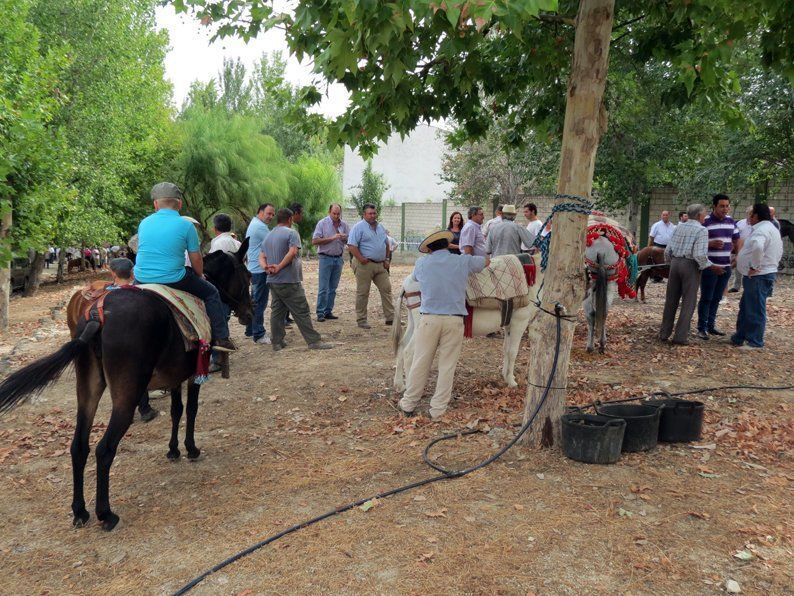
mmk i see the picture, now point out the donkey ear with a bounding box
[236,236,250,263]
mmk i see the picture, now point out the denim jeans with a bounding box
[164,268,229,340]
[245,272,269,340]
[731,273,775,347]
[316,255,344,316]
[697,266,731,332]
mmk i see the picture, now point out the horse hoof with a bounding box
[72,511,90,528]
[186,447,201,461]
[98,512,120,532]
[167,449,180,461]
[598,347,605,354]
[586,346,593,353]
[139,408,159,423]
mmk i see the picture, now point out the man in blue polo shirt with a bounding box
[397,230,488,421]
[347,203,393,329]
[244,203,275,345]
[134,182,235,351]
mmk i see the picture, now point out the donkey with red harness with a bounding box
[0,243,252,531]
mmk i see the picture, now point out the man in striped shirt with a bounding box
[696,194,738,340]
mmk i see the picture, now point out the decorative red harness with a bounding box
[585,223,637,300]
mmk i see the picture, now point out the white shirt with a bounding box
[210,232,242,255]
[649,220,675,245]
[736,218,753,242]
[482,215,502,237]
[736,220,783,276]
[522,219,544,250]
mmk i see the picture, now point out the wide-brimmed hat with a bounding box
[181,215,200,226]
[151,182,183,201]
[419,230,454,253]
[502,204,517,215]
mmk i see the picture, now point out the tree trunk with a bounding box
[22,252,46,297]
[0,210,11,331]
[523,0,614,446]
[56,247,66,283]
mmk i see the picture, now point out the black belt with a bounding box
[320,254,343,258]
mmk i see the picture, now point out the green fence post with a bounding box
[441,199,447,229]
[640,200,650,248]
[400,202,406,248]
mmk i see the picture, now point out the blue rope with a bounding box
[531,194,594,272]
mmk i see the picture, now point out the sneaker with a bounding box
[728,288,739,293]
[696,331,709,341]
[358,322,371,329]
[208,362,222,374]
[273,341,287,352]
[738,344,763,351]
[671,340,690,346]
[254,333,272,345]
[317,315,326,322]
[398,405,416,417]
[308,342,334,350]
[719,297,728,305]
[284,318,293,328]
[212,338,237,352]
[707,328,726,336]
[324,313,339,320]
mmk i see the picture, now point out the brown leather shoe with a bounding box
[212,338,237,352]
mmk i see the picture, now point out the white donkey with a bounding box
[582,235,619,353]
[391,264,543,390]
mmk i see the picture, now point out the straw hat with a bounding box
[418,230,454,253]
[181,215,200,226]
[502,204,517,215]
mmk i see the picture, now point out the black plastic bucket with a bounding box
[645,399,704,442]
[561,413,626,464]
[595,404,662,452]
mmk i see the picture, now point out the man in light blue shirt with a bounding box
[398,231,489,420]
[459,205,486,256]
[347,203,393,328]
[134,182,234,351]
[244,203,275,344]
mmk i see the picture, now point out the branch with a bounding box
[614,14,646,30]
[536,14,576,27]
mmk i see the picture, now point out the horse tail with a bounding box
[0,321,100,414]
[594,255,608,342]
[391,288,405,355]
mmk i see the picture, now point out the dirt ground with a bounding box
[0,261,791,595]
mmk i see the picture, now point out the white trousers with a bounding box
[399,314,464,419]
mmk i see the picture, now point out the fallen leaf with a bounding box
[424,508,447,518]
[618,508,633,518]
[687,511,711,520]
[417,552,434,563]
[338,396,347,402]
[733,550,754,561]
[359,499,378,512]
[268,395,277,402]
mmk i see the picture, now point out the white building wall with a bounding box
[343,124,453,204]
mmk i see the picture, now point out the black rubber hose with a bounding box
[173,307,565,595]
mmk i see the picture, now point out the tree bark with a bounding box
[22,252,46,297]
[0,210,10,331]
[523,0,615,446]
[56,247,66,283]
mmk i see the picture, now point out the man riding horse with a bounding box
[134,182,236,352]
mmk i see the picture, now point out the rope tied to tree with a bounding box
[531,194,594,273]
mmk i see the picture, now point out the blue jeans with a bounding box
[316,255,343,316]
[697,266,731,332]
[164,268,229,340]
[731,273,775,347]
[245,272,269,340]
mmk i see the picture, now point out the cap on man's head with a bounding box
[151,182,183,201]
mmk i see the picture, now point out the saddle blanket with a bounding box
[137,284,211,348]
[466,254,534,310]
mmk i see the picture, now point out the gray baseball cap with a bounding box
[150,182,183,200]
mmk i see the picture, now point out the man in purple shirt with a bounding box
[696,194,736,340]
[459,205,486,256]
[311,203,350,321]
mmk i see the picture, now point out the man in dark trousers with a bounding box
[259,208,333,351]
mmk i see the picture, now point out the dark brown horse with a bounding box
[0,242,252,531]
[633,246,668,302]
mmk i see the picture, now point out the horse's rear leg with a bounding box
[95,382,141,531]
[168,385,183,460]
[502,325,523,388]
[71,350,105,527]
[184,381,201,460]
